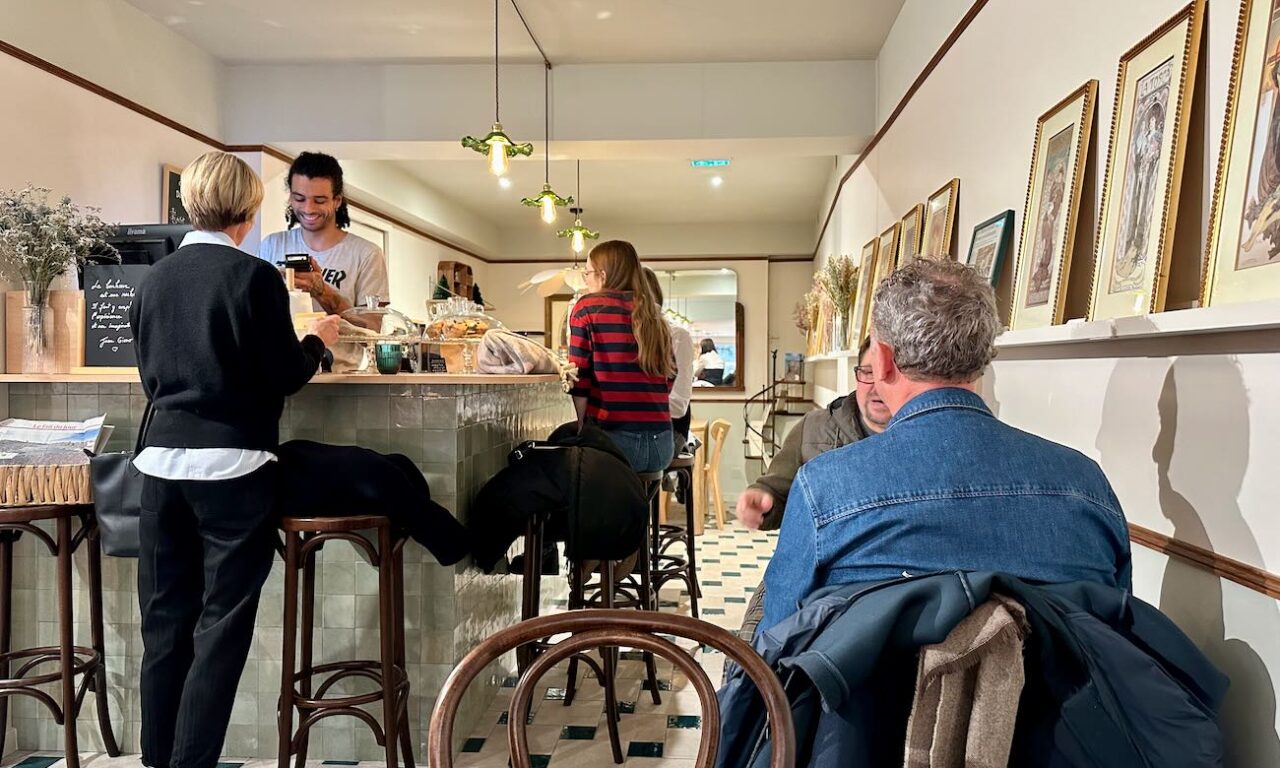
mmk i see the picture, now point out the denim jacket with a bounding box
[760,387,1132,633]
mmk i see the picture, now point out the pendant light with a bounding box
[461,0,532,176]
[521,64,572,223]
[557,161,599,252]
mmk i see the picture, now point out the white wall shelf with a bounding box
[996,299,1280,350]
[805,349,860,362]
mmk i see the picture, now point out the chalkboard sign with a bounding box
[84,264,151,367]
[162,164,189,225]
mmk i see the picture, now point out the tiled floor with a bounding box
[456,521,776,767]
[0,519,777,768]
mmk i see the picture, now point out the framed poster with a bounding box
[869,222,903,324]
[1089,1,1204,320]
[1011,80,1098,330]
[966,210,1016,286]
[1204,0,1280,306]
[161,164,189,225]
[920,178,961,259]
[544,294,575,355]
[897,204,924,266]
[851,241,879,347]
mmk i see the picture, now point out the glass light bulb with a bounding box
[540,195,557,224]
[488,142,509,176]
[571,229,585,253]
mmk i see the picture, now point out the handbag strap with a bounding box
[134,401,154,454]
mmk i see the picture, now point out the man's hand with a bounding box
[308,314,340,347]
[736,488,774,530]
[291,256,326,298]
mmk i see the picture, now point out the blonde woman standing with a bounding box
[129,151,338,768]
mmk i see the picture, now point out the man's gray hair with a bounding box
[870,259,1000,383]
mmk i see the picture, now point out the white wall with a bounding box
[498,222,813,261]
[1,0,225,140]
[822,0,1280,759]
[874,0,974,125]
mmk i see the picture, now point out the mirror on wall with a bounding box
[654,268,743,390]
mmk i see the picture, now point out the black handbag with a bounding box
[87,403,151,558]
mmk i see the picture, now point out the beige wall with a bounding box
[1,0,225,140]
[822,1,1280,760]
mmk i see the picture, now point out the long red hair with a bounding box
[588,240,674,378]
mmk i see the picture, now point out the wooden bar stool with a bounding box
[0,504,119,768]
[651,454,702,618]
[277,515,413,768]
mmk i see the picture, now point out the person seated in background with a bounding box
[760,260,1132,634]
[733,337,890,640]
[642,268,695,452]
[693,338,725,385]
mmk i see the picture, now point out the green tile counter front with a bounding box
[0,375,573,760]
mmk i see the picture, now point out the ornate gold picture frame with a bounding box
[1204,0,1280,307]
[897,204,924,266]
[921,178,961,259]
[1010,80,1098,330]
[1089,1,1204,320]
[852,239,879,347]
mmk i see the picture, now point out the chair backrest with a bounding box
[706,418,732,473]
[428,609,795,767]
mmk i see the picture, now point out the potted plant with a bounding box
[0,186,117,372]
[819,255,858,352]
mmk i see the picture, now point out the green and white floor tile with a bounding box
[0,520,777,768]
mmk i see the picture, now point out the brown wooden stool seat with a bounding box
[0,503,119,768]
[277,514,413,768]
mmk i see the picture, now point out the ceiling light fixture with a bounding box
[558,161,600,253]
[521,64,572,224]
[710,176,724,188]
[498,177,513,189]
[596,10,613,20]
[461,0,532,176]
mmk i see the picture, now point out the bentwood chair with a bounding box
[428,609,796,768]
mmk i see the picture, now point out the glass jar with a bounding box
[422,297,505,373]
[336,305,420,374]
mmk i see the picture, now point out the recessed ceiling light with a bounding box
[596,10,613,20]
[498,177,513,189]
[263,18,284,28]
[710,176,724,188]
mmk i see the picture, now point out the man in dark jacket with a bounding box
[734,338,891,639]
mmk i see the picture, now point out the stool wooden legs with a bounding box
[278,524,412,768]
[55,517,79,768]
[0,533,12,761]
[86,526,120,756]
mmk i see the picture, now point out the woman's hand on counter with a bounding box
[309,315,340,347]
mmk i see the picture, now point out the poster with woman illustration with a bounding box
[1237,5,1280,271]
[1109,59,1172,293]
[1026,126,1073,307]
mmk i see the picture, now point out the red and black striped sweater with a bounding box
[568,291,673,433]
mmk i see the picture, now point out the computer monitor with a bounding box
[79,223,192,287]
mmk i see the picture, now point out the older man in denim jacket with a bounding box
[760,260,1132,634]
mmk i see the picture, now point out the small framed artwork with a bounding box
[920,178,961,259]
[1203,0,1280,307]
[897,204,925,266]
[966,210,1015,286]
[1011,80,1099,330]
[161,164,189,225]
[1089,0,1205,320]
[851,241,879,347]
[544,294,576,355]
[869,222,902,318]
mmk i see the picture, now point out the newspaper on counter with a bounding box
[0,416,113,456]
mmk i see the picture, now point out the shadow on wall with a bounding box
[1100,356,1280,767]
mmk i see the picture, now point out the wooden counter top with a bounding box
[0,372,562,385]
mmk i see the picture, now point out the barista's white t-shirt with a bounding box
[258,228,390,311]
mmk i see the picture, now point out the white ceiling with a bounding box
[125,0,906,64]
[392,155,834,227]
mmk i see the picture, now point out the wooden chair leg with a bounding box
[294,546,317,768]
[393,543,415,768]
[56,517,80,768]
[278,533,300,768]
[711,470,726,530]
[599,566,623,764]
[377,526,400,768]
[0,533,13,762]
[86,527,120,756]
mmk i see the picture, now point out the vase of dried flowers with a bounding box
[819,255,858,352]
[0,186,117,372]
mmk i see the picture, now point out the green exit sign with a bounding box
[690,159,730,168]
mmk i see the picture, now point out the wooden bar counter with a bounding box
[0,372,573,760]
